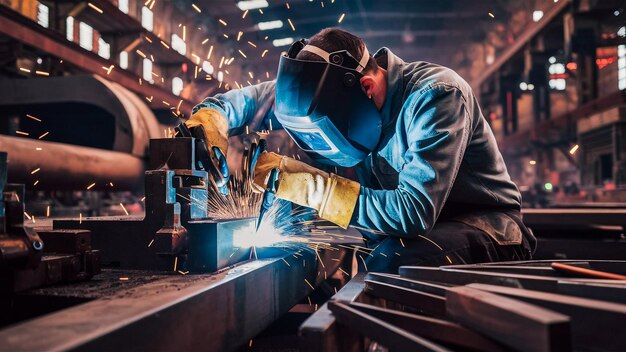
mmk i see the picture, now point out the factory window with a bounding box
[141,6,153,31]
[37,2,49,28]
[202,61,214,75]
[172,77,184,96]
[66,16,74,41]
[79,22,94,51]
[118,0,129,14]
[171,34,186,56]
[548,58,567,91]
[617,45,626,90]
[119,51,128,69]
[143,58,154,83]
[98,38,111,59]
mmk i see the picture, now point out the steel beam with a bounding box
[0,135,144,191]
[0,255,316,351]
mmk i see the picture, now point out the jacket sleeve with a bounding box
[192,80,276,135]
[352,84,471,237]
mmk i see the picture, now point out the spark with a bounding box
[136,49,147,58]
[304,278,314,290]
[266,71,270,78]
[87,182,96,190]
[148,239,154,247]
[46,206,50,217]
[36,147,42,151]
[399,238,405,247]
[173,256,178,271]
[488,12,495,18]
[87,2,103,13]
[338,267,349,276]
[119,277,129,281]
[338,13,345,23]
[79,213,83,224]
[207,45,214,59]
[23,211,31,220]
[31,168,40,174]
[569,144,579,155]
[281,258,290,266]
[446,255,453,264]
[248,71,254,78]
[285,2,290,9]
[261,49,268,57]
[418,235,444,250]
[182,26,186,41]
[26,114,41,122]
[160,40,170,49]
[218,19,228,26]
[120,203,129,215]
[144,36,153,43]
[358,255,368,271]
[287,18,295,31]
[16,131,29,136]
[242,9,248,18]
[248,41,256,47]
[223,34,229,39]
[201,38,209,45]
[237,31,243,41]
[106,65,114,75]
[19,67,31,73]
[35,70,50,76]
[192,3,201,12]
[141,196,146,202]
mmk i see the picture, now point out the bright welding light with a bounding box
[272,37,294,47]
[236,0,268,11]
[257,20,283,30]
[232,219,286,248]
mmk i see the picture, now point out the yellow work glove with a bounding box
[184,108,229,156]
[253,152,360,229]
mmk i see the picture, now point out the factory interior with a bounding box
[1,0,626,350]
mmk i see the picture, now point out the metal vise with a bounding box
[0,152,100,292]
[54,138,253,272]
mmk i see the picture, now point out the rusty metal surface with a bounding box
[0,255,317,352]
[0,135,145,191]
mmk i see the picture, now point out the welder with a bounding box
[186,28,536,273]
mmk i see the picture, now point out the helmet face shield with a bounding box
[275,40,382,167]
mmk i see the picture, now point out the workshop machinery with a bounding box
[0,134,350,351]
[301,260,626,352]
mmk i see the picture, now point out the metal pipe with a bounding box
[0,135,144,191]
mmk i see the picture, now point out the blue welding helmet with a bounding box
[274,39,382,167]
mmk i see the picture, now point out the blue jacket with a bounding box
[194,48,522,238]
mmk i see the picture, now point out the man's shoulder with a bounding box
[402,61,471,97]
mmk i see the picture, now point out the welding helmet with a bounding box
[274,39,382,167]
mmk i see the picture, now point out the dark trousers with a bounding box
[360,214,536,274]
